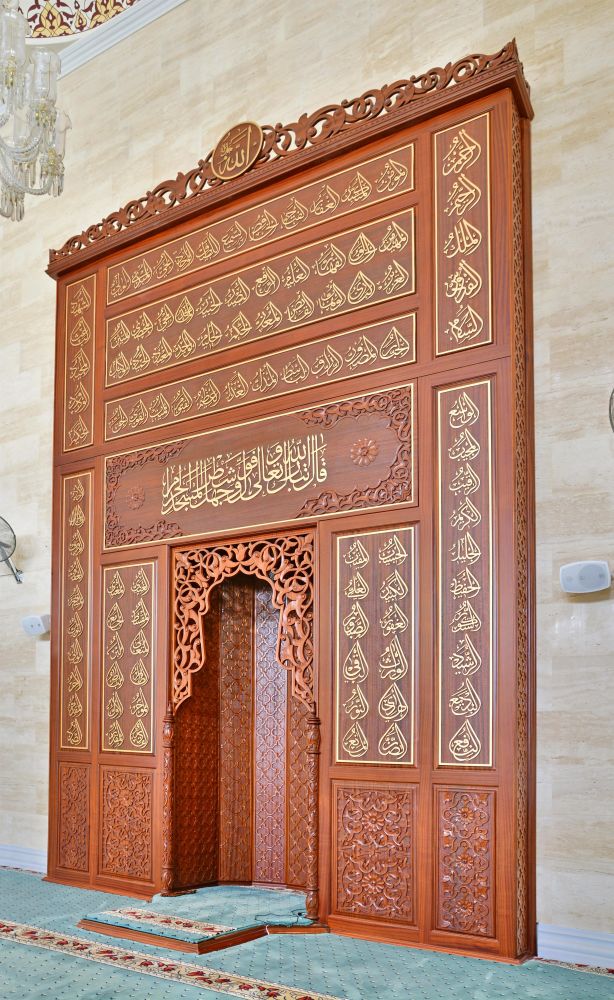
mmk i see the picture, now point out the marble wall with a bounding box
[0,0,612,934]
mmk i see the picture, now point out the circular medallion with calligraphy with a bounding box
[211,122,264,181]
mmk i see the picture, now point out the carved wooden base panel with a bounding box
[334,782,415,923]
[435,788,495,938]
[100,768,153,883]
[57,764,90,874]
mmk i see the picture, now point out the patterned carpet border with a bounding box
[98,907,234,937]
[0,919,344,1000]
[538,959,614,978]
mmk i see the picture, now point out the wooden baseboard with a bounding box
[78,918,267,954]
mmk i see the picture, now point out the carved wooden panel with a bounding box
[335,782,415,922]
[59,472,92,750]
[63,274,96,451]
[335,526,415,765]
[101,562,155,754]
[105,385,414,549]
[104,312,416,441]
[105,209,415,386]
[107,142,414,304]
[174,588,220,888]
[218,578,253,883]
[100,768,153,882]
[437,379,493,767]
[287,689,311,888]
[434,113,491,355]
[436,788,495,937]
[57,763,89,873]
[254,582,287,884]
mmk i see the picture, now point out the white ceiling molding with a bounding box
[56,0,190,77]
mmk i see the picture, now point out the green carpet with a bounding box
[0,870,611,1000]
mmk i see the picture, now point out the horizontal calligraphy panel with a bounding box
[104,312,416,441]
[434,113,492,355]
[105,209,415,386]
[437,379,493,767]
[105,383,414,549]
[335,526,416,765]
[102,562,155,754]
[106,142,414,304]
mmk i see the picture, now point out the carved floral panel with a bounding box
[335,782,415,922]
[335,526,415,765]
[101,562,155,753]
[60,472,92,750]
[105,384,414,549]
[437,379,493,767]
[100,768,153,881]
[436,787,495,937]
[104,312,416,441]
[57,763,89,872]
[434,113,492,354]
[105,209,415,385]
[106,142,414,304]
[64,274,96,451]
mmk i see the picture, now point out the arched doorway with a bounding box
[162,532,320,918]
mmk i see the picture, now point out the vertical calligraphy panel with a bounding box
[335,526,415,765]
[435,114,492,355]
[101,562,155,754]
[60,472,92,750]
[64,274,96,451]
[437,380,493,767]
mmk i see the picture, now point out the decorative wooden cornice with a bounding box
[48,40,531,276]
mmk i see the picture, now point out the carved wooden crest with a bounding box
[211,122,263,181]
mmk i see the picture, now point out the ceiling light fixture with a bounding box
[0,0,70,221]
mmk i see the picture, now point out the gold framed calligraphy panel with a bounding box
[434,113,492,355]
[105,209,415,386]
[104,383,414,550]
[106,142,415,304]
[437,378,493,767]
[335,526,416,765]
[104,312,416,441]
[60,472,92,750]
[64,274,96,452]
[101,562,155,754]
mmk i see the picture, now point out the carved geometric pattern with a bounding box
[436,788,494,937]
[57,764,89,873]
[100,769,152,882]
[335,783,414,922]
[297,385,413,515]
[174,590,220,889]
[512,104,530,956]
[173,533,315,710]
[254,583,286,885]
[50,42,523,263]
[218,579,253,883]
[287,692,311,888]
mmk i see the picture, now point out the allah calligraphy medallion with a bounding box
[211,122,264,181]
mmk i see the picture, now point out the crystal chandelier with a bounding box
[0,0,70,221]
